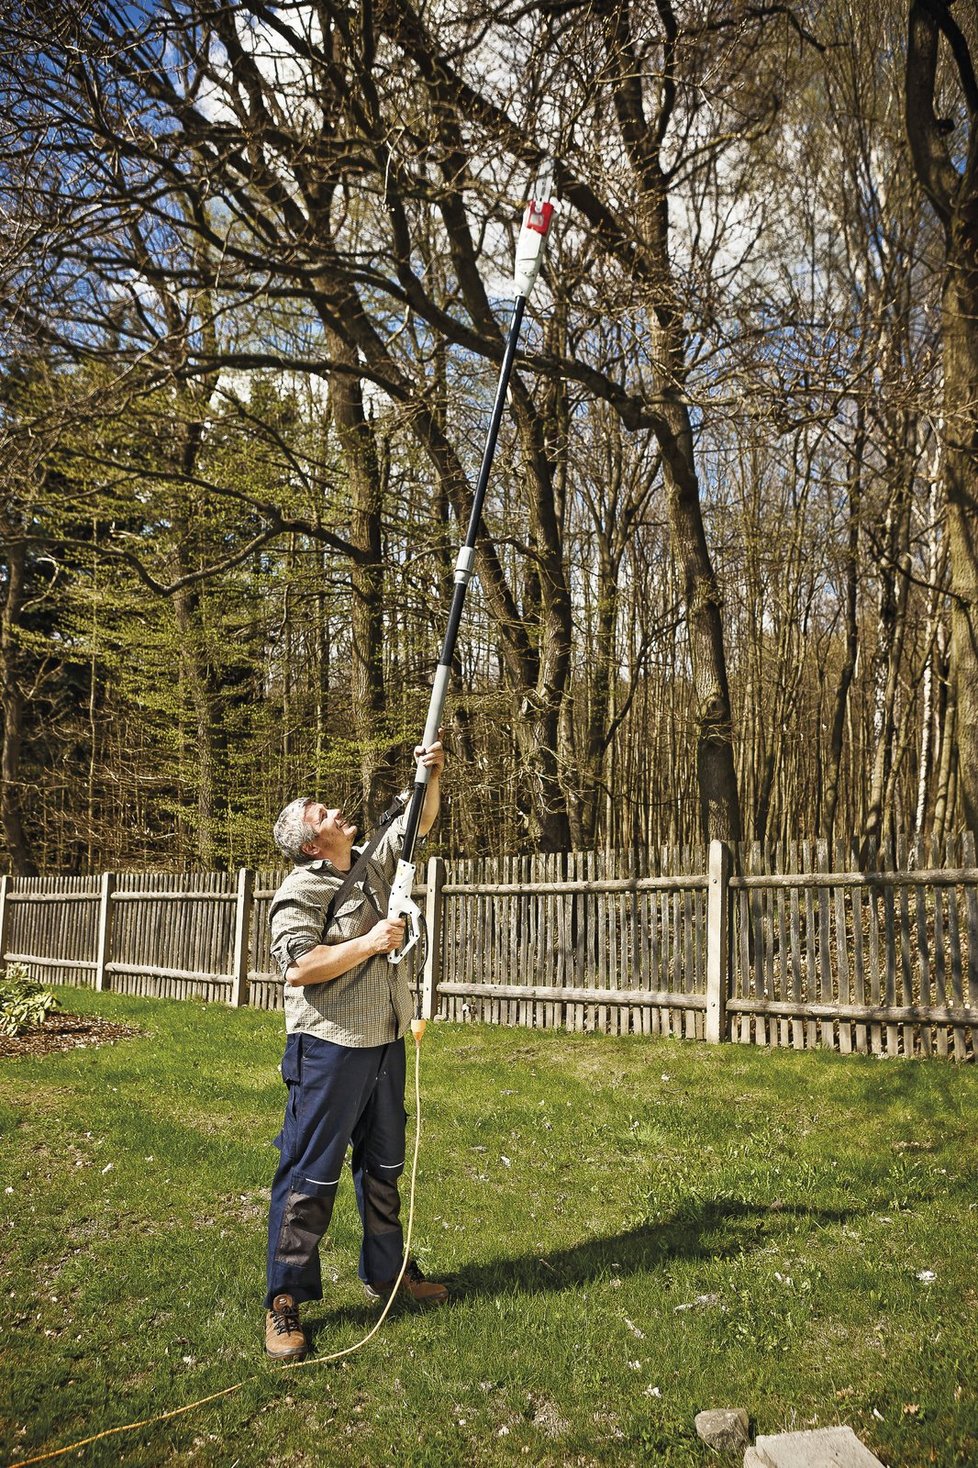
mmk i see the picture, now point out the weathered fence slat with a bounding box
[898,870,914,1058]
[815,840,830,1052]
[0,876,11,963]
[932,837,950,1059]
[775,845,790,1049]
[705,840,730,1045]
[5,953,94,972]
[761,845,775,1049]
[882,840,899,1056]
[105,962,232,986]
[947,873,967,1063]
[803,840,818,1050]
[727,997,978,1026]
[671,888,683,1037]
[437,981,706,1010]
[95,874,116,993]
[649,882,661,1037]
[789,842,804,1051]
[230,868,254,1009]
[965,832,978,1014]
[834,842,852,1056]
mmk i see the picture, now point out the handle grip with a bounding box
[387,858,422,965]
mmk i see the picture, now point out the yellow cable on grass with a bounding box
[9,1023,429,1468]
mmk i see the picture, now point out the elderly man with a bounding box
[264,738,448,1361]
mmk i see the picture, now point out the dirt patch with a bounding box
[0,1012,145,1060]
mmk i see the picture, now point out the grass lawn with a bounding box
[1,987,977,1467]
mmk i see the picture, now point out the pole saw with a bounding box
[387,167,559,979]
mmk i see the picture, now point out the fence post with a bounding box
[230,867,254,1008]
[0,875,10,966]
[705,840,731,1043]
[94,872,116,992]
[421,856,446,1022]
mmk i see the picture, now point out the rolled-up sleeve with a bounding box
[270,887,325,978]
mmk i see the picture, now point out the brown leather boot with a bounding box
[264,1293,308,1360]
[365,1259,449,1306]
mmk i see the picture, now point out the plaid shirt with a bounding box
[269,814,417,1048]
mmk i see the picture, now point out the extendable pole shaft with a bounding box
[399,295,527,867]
[386,170,557,968]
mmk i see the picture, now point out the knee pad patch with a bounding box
[275,1189,334,1268]
[362,1171,402,1236]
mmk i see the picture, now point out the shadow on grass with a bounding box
[441,1195,856,1296]
[304,1196,856,1344]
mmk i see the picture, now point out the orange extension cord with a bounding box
[9,1021,429,1468]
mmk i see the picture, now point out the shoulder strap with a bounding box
[321,794,405,938]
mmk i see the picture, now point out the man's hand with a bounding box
[415,733,445,776]
[417,730,445,837]
[367,917,407,955]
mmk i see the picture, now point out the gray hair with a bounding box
[273,796,316,864]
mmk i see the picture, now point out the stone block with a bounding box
[695,1408,751,1452]
[752,1426,885,1467]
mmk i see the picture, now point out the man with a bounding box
[264,738,448,1361]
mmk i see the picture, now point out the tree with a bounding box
[906,0,978,834]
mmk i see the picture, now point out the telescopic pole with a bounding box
[387,173,558,965]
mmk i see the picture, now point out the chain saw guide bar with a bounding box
[387,165,559,968]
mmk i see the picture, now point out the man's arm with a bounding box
[285,737,445,986]
[285,917,406,987]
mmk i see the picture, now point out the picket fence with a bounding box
[2,837,976,1061]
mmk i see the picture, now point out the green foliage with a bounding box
[0,963,61,1035]
[0,356,367,872]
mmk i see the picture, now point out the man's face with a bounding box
[301,802,358,863]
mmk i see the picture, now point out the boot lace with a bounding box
[270,1300,301,1336]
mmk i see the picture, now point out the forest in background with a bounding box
[1,0,977,875]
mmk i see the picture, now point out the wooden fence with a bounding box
[2,837,976,1060]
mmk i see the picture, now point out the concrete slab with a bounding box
[751,1426,885,1468]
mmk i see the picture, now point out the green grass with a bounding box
[2,988,977,1467]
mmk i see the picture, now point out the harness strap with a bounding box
[321,795,405,939]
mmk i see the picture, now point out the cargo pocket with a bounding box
[273,1034,303,1154]
[280,1032,302,1088]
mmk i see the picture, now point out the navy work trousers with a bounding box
[265,1032,407,1307]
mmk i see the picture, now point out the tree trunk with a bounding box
[579,537,619,848]
[942,249,978,834]
[171,583,224,871]
[906,0,978,833]
[932,650,956,848]
[864,545,911,847]
[0,539,38,875]
[513,386,574,854]
[823,416,864,844]
[659,400,742,841]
